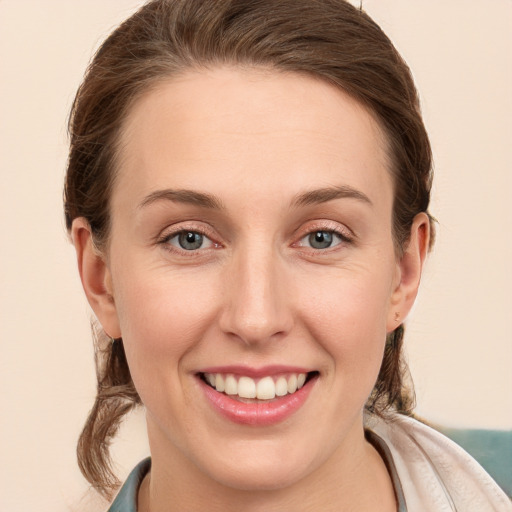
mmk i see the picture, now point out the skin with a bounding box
[73,67,429,511]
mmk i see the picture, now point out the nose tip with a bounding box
[231,294,289,345]
[218,256,293,346]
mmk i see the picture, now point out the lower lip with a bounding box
[199,376,316,426]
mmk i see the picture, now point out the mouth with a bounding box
[199,371,319,402]
[196,366,319,425]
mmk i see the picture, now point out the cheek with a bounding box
[111,265,221,391]
[300,269,392,379]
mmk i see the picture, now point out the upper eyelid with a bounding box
[157,221,218,241]
[293,220,355,240]
[299,229,348,241]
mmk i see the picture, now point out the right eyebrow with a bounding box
[137,188,225,210]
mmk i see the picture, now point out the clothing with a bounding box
[107,458,150,512]
[106,413,511,511]
[365,413,511,511]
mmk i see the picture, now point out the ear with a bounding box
[71,218,121,339]
[387,212,430,332]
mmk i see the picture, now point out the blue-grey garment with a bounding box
[105,435,406,511]
[107,458,151,512]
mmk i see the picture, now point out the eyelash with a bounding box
[293,222,354,252]
[157,225,220,255]
[156,222,354,256]
[296,229,352,251]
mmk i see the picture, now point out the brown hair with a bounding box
[65,0,434,498]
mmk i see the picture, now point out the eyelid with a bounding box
[293,220,354,243]
[156,222,222,252]
[291,221,355,256]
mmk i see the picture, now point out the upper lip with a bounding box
[196,365,313,378]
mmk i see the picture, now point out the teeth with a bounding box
[238,376,256,398]
[287,374,298,394]
[204,372,309,400]
[206,373,216,387]
[224,374,237,395]
[215,373,225,392]
[256,376,275,400]
[275,376,288,396]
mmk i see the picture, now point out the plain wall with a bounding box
[1,1,510,510]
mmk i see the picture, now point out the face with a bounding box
[77,67,424,492]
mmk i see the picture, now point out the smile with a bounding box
[198,369,319,426]
[202,372,310,400]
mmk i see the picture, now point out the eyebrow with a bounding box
[292,185,372,208]
[138,189,225,210]
[138,184,372,211]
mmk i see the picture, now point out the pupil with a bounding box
[179,231,203,250]
[310,231,332,249]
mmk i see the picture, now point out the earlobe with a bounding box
[71,218,121,338]
[387,213,430,331]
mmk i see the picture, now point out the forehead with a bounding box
[113,67,392,212]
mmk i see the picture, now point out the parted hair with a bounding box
[64,0,434,498]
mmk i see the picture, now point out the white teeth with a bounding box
[224,374,237,395]
[275,376,288,397]
[287,374,298,394]
[204,372,309,400]
[238,376,256,398]
[215,373,225,392]
[256,376,276,400]
[206,373,216,387]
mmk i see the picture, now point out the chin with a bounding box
[196,442,321,492]
[210,461,310,492]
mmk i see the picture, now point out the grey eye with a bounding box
[308,231,334,249]
[163,229,215,252]
[177,231,205,250]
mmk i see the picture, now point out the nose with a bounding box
[218,246,294,346]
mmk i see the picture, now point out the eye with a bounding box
[299,230,345,250]
[165,231,214,251]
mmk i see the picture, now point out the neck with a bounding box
[138,419,396,512]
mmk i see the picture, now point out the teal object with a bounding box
[107,458,151,512]
[439,427,512,498]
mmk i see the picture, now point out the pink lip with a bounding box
[198,370,317,426]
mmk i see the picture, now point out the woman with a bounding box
[64,0,510,510]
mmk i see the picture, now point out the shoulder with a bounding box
[365,413,511,511]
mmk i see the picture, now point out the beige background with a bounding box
[1,0,511,510]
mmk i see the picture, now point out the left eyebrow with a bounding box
[291,185,373,208]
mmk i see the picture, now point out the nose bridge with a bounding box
[220,240,292,345]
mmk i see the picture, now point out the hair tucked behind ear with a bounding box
[77,328,140,498]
